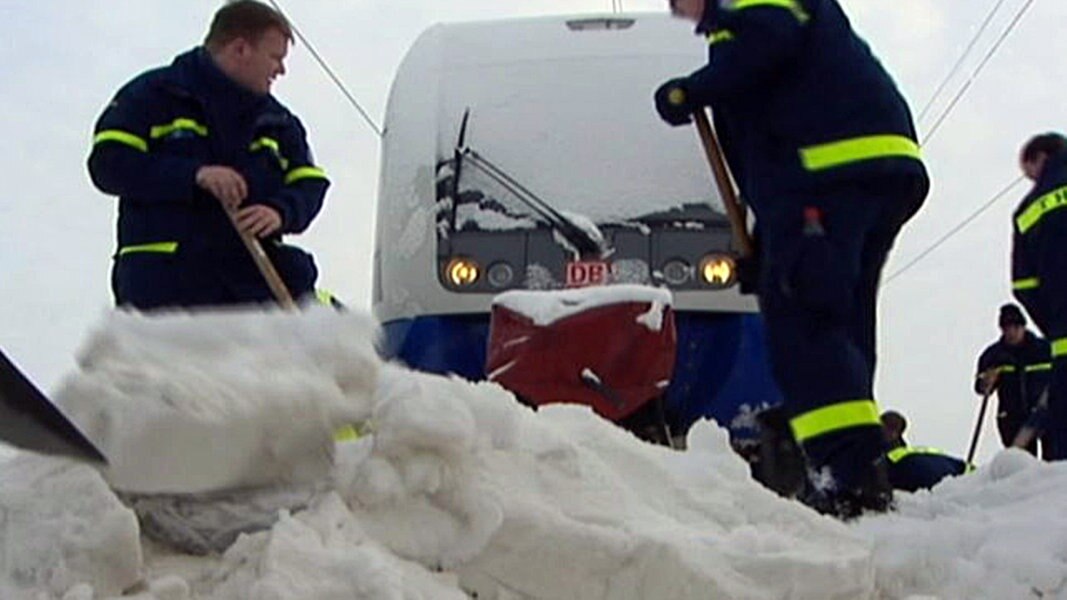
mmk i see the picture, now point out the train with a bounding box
[371,12,783,445]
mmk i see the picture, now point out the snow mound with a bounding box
[53,307,379,493]
[3,308,1067,599]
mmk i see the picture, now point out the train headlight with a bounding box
[486,262,515,288]
[699,255,736,288]
[660,259,692,286]
[446,257,480,287]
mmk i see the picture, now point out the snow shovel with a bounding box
[691,108,753,257]
[226,208,298,310]
[0,348,107,464]
[966,369,999,464]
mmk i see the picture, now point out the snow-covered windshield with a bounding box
[435,47,725,232]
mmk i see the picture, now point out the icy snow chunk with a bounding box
[0,456,141,599]
[54,307,380,494]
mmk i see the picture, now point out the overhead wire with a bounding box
[265,0,383,138]
[884,175,1025,286]
[921,0,1036,146]
[916,0,1009,126]
[889,0,1037,286]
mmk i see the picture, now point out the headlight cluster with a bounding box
[657,254,737,289]
[444,257,515,289]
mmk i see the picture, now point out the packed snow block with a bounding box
[53,307,381,494]
[0,456,142,598]
[486,285,676,422]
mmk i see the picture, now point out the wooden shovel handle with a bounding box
[692,109,754,258]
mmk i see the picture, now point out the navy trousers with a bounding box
[753,177,923,484]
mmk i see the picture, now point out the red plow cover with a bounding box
[486,291,677,422]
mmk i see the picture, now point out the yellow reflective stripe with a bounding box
[729,0,810,23]
[93,130,148,152]
[1016,185,1067,234]
[250,137,290,170]
[333,424,361,442]
[315,289,335,306]
[789,399,880,443]
[118,242,179,256]
[1025,362,1052,373]
[1013,277,1040,291]
[149,118,208,139]
[1052,338,1067,358]
[706,30,735,45]
[800,135,921,172]
[285,166,328,185]
[995,364,1017,373]
[886,446,949,464]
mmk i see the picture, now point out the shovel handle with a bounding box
[227,210,298,310]
[692,109,754,258]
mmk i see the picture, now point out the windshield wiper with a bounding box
[450,109,607,259]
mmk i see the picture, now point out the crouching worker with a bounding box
[881,410,969,493]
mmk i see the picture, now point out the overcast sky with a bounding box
[0,0,1062,463]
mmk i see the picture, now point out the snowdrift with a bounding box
[0,308,1065,599]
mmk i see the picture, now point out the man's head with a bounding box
[204,1,293,95]
[669,0,707,22]
[998,303,1027,345]
[881,410,906,447]
[1020,132,1067,182]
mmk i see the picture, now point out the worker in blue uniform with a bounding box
[88,1,329,310]
[655,0,929,518]
[974,303,1051,457]
[881,411,969,493]
[1011,133,1067,460]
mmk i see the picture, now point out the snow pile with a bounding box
[1,308,1067,599]
[53,307,378,493]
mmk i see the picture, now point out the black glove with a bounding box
[654,78,693,126]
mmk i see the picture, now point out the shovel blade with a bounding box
[0,348,107,464]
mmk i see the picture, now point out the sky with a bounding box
[1,0,1065,464]
[4,308,1067,599]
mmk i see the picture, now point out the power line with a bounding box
[922,0,1036,146]
[884,175,1025,285]
[916,0,1008,125]
[265,0,383,138]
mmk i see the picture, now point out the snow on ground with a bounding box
[0,308,1065,599]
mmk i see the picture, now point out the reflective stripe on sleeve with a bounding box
[799,135,921,172]
[1025,362,1052,373]
[789,399,881,443]
[93,130,148,152]
[117,241,179,256]
[1052,338,1067,358]
[284,166,328,185]
[1016,185,1067,234]
[1013,277,1040,291]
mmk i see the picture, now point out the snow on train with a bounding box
[372,13,782,442]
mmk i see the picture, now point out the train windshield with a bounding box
[435,50,727,235]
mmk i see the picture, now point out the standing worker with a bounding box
[88,0,329,310]
[974,303,1051,457]
[1011,132,1067,460]
[654,0,929,518]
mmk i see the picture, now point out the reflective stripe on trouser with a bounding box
[791,400,881,444]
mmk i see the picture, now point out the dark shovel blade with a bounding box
[0,348,107,464]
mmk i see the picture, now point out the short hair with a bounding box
[204,1,292,51]
[1020,132,1067,163]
